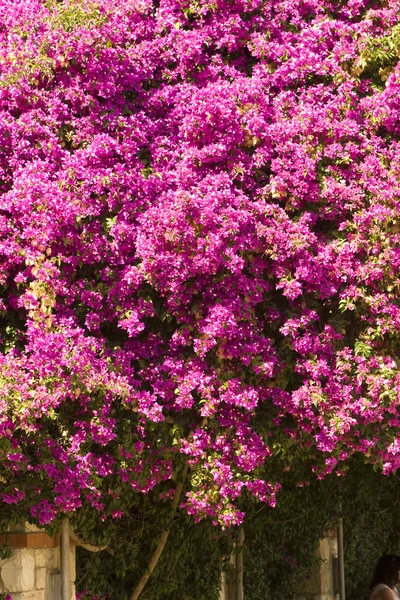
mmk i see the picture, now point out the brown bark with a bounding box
[69,527,114,555]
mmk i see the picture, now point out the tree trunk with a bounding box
[129,463,189,600]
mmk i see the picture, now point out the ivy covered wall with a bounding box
[342,464,400,600]
[244,461,400,600]
[243,462,339,600]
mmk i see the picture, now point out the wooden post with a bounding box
[337,504,346,600]
[60,518,71,600]
[236,527,244,600]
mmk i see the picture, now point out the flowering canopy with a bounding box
[1,0,400,527]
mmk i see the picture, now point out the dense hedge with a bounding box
[342,465,400,600]
[74,487,234,600]
[244,462,400,600]
[243,470,338,600]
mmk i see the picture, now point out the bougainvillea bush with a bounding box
[1,0,400,531]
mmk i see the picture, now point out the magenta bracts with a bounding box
[0,0,399,527]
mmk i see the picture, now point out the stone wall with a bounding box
[0,525,76,600]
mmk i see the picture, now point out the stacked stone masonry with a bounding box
[0,525,76,600]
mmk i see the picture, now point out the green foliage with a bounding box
[1,0,108,88]
[242,460,400,600]
[342,462,400,600]
[45,0,108,31]
[352,23,400,84]
[74,487,234,600]
[73,459,400,600]
[0,545,12,561]
[0,457,395,600]
[242,462,340,600]
[0,502,32,537]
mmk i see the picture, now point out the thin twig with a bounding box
[251,505,315,524]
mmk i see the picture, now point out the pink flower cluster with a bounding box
[0,0,400,526]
